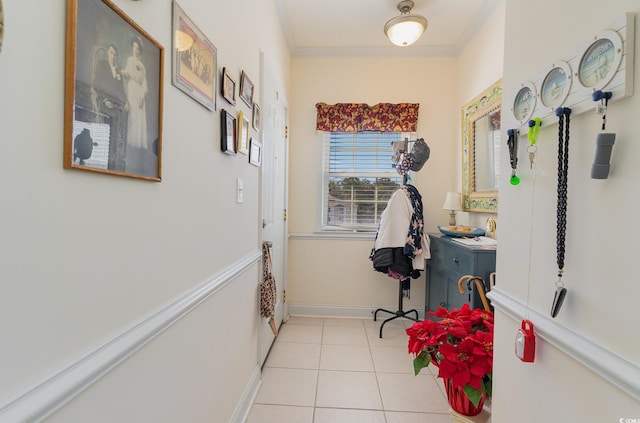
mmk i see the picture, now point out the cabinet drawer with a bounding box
[443,244,473,274]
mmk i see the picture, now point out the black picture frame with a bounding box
[221,109,236,155]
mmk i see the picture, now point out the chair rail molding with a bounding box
[0,249,262,423]
[487,288,640,402]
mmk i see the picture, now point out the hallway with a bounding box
[247,316,451,422]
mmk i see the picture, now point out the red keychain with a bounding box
[515,319,536,362]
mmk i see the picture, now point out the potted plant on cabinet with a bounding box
[406,304,493,417]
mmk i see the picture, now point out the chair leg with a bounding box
[373,279,420,338]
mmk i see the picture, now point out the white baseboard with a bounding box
[288,303,425,320]
[230,365,262,423]
[0,250,262,423]
[487,288,640,402]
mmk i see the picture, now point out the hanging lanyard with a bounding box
[551,107,571,318]
[507,129,520,185]
[527,118,541,169]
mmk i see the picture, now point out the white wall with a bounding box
[0,0,289,421]
[493,0,640,420]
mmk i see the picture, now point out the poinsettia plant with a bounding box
[406,304,493,407]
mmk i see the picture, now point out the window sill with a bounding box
[289,231,376,241]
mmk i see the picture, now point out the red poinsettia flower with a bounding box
[406,319,447,354]
[407,304,495,407]
[470,330,494,367]
[437,339,490,390]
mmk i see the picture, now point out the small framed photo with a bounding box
[172,1,216,111]
[64,0,164,181]
[237,110,250,155]
[239,71,254,107]
[222,67,236,105]
[221,109,236,155]
[252,102,261,131]
[249,138,262,167]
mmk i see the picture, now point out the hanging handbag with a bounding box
[261,242,278,334]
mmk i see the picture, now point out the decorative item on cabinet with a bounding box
[425,233,496,316]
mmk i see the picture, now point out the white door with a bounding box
[258,54,288,366]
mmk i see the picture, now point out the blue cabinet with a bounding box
[425,233,496,316]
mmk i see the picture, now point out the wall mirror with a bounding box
[461,79,502,213]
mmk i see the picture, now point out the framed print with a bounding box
[252,102,261,131]
[221,109,236,155]
[222,67,236,105]
[577,29,623,91]
[172,1,217,111]
[540,61,572,110]
[239,71,254,107]
[64,0,164,181]
[249,138,262,167]
[237,110,250,155]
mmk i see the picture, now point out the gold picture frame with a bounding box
[64,0,164,181]
[237,110,250,155]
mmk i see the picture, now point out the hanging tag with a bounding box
[515,320,536,362]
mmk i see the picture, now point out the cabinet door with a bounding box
[426,265,447,319]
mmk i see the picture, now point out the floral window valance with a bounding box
[315,102,419,132]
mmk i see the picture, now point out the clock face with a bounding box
[513,85,534,122]
[541,63,571,109]
[578,37,616,88]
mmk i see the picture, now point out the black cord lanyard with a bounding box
[551,107,571,318]
[507,129,520,185]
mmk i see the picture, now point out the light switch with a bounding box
[236,178,243,203]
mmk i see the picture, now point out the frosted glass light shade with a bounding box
[384,15,428,46]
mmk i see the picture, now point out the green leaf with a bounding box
[413,351,431,376]
[463,385,483,408]
[483,374,492,398]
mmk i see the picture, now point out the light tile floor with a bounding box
[247,316,452,423]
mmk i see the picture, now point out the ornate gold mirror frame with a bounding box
[461,79,502,213]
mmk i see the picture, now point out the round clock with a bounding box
[511,81,536,125]
[577,30,623,91]
[540,61,572,110]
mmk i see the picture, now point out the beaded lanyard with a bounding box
[551,107,571,318]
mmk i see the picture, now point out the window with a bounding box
[322,132,408,231]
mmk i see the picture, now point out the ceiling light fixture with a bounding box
[384,0,428,47]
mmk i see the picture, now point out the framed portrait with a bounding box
[172,1,217,111]
[252,102,261,131]
[237,111,250,155]
[64,0,164,181]
[249,138,262,167]
[222,67,236,106]
[221,109,236,155]
[239,71,254,107]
